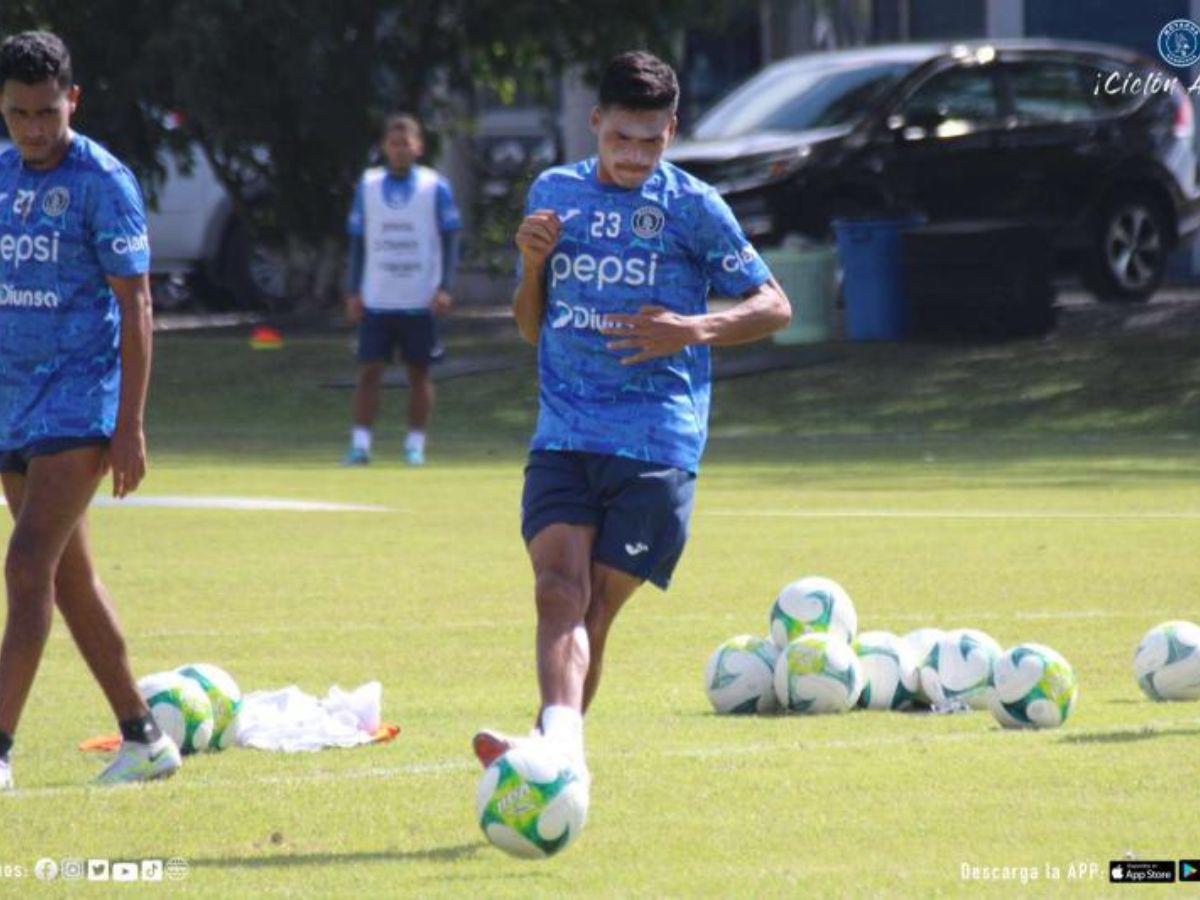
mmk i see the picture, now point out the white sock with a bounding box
[540,705,584,767]
[405,430,426,453]
[352,427,372,453]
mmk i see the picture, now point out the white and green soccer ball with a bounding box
[918,628,1001,711]
[853,631,920,711]
[769,576,858,649]
[476,742,588,859]
[704,635,779,714]
[903,628,944,706]
[176,663,243,750]
[988,643,1078,729]
[773,633,863,714]
[137,671,213,755]
[1134,620,1200,701]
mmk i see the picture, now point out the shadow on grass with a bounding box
[188,841,486,869]
[1058,725,1200,744]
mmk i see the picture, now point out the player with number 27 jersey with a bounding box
[0,132,149,450]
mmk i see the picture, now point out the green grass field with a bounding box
[4,320,1200,896]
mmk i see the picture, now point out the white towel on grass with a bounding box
[232,681,382,752]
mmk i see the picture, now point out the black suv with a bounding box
[667,41,1200,302]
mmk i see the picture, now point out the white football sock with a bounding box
[405,430,426,453]
[540,704,584,767]
[352,427,372,453]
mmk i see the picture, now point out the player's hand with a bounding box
[109,424,147,498]
[601,305,701,365]
[431,289,453,316]
[515,209,561,270]
[345,293,365,324]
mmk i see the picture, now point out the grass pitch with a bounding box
[2,322,1200,896]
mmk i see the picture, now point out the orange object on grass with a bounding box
[79,724,400,753]
[249,325,283,350]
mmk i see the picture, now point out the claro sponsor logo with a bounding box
[0,284,60,308]
[0,232,59,268]
[721,245,760,273]
[549,251,658,291]
[111,233,149,255]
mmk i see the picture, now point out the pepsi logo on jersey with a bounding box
[0,231,60,268]
[549,251,659,291]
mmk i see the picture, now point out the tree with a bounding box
[1,0,741,309]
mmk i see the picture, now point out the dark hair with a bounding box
[598,51,678,112]
[382,112,421,138]
[0,31,72,88]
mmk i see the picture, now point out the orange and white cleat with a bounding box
[471,729,536,769]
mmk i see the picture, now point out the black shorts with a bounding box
[357,310,439,366]
[521,450,697,590]
[0,435,110,476]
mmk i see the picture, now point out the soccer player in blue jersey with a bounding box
[0,31,181,788]
[342,114,462,467]
[473,52,791,791]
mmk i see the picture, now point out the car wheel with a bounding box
[1082,193,1170,303]
[219,217,289,310]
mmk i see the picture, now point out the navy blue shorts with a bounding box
[0,435,110,476]
[357,310,440,366]
[521,450,697,590]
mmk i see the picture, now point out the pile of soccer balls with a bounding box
[706,574,1081,728]
[136,663,243,754]
[707,576,1200,727]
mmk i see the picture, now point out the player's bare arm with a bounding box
[107,272,152,498]
[601,277,791,365]
[512,209,561,344]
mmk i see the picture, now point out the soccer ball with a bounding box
[918,628,1001,711]
[176,663,243,750]
[137,671,214,755]
[773,633,863,713]
[769,576,858,648]
[853,631,920,711]
[476,742,588,859]
[988,643,1078,729]
[704,635,779,714]
[1134,620,1200,701]
[902,628,944,706]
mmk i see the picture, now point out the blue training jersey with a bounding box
[525,158,770,472]
[0,133,150,449]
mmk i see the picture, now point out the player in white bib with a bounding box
[342,114,462,466]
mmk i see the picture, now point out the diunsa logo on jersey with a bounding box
[41,186,70,217]
[632,205,665,239]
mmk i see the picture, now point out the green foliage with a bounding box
[0,0,738,303]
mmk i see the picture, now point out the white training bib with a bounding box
[361,165,442,311]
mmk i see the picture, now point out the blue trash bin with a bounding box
[833,217,923,341]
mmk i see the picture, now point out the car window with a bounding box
[1006,62,1094,122]
[902,66,1000,132]
[692,59,918,139]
